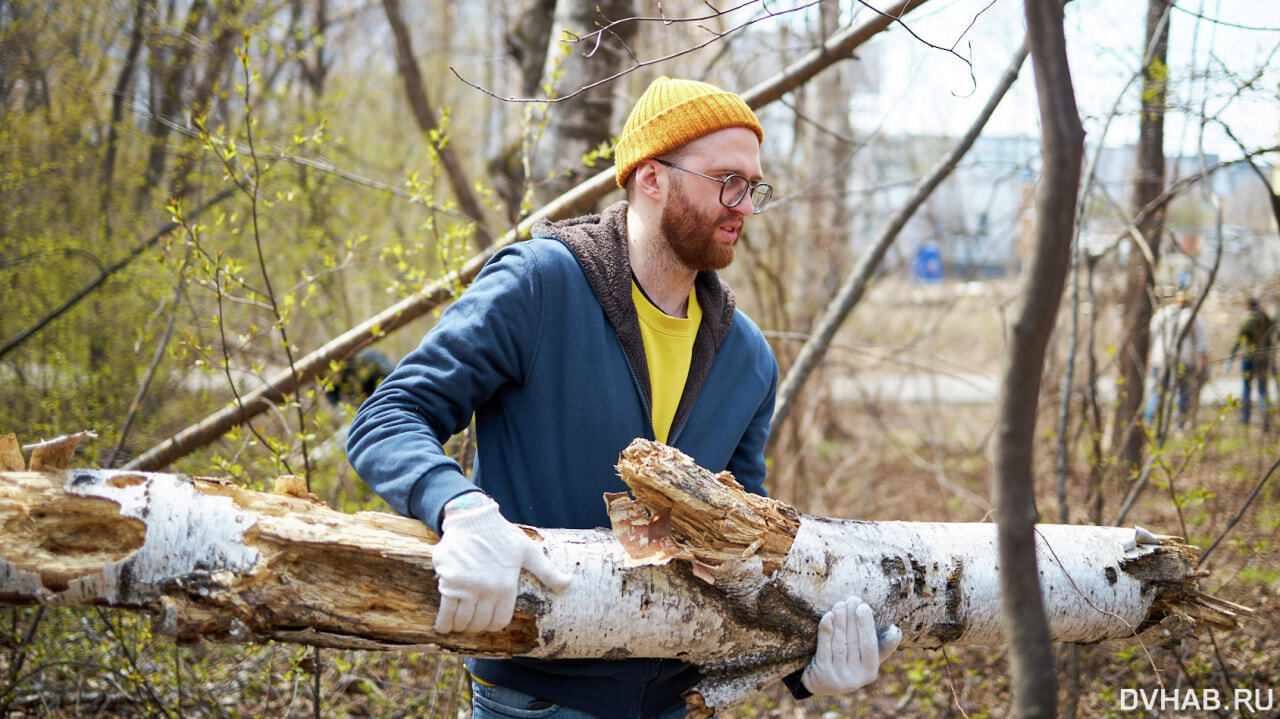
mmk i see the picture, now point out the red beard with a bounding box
[659,176,737,271]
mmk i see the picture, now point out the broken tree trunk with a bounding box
[0,438,1247,716]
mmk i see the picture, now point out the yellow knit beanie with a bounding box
[614,76,763,188]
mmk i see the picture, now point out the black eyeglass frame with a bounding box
[653,158,772,214]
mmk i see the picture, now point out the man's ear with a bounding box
[632,159,664,204]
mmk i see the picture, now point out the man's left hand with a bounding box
[801,596,902,696]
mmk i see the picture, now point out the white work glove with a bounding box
[432,500,572,634]
[801,596,903,696]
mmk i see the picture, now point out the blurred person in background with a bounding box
[1145,290,1209,430]
[1226,297,1274,428]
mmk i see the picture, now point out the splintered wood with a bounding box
[607,441,800,582]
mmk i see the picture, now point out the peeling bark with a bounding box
[0,440,1247,716]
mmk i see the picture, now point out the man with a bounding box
[347,76,900,718]
[1144,290,1209,429]
[1227,297,1273,426]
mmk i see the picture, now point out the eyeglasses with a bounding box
[653,158,773,214]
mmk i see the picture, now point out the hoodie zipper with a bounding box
[618,340,657,442]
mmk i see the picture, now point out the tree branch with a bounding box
[0,189,234,362]
[451,0,955,105]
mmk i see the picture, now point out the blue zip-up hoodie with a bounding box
[346,201,778,717]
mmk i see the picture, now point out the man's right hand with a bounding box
[432,496,573,634]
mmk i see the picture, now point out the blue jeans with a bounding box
[1240,359,1270,424]
[470,680,687,719]
[1144,364,1196,427]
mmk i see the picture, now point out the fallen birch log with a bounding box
[0,435,1248,716]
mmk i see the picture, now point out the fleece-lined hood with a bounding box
[531,201,737,437]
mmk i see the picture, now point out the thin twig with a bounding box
[236,44,313,483]
[453,0,983,105]
[852,0,987,94]
[1206,629,1241,711]
[941,647,972,719]
[211,246,286,474]
[0,189,233,362]
[110,241,194,467]
[1165,2,1280,32]
[1197,455,1280,567]
[451,1,822,104]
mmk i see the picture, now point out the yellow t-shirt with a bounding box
[632,281,701,444]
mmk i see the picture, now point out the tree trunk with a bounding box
[530,0,638,207]
[139,0,207,206]
[811,1,854,301]
[1,439,1245,717]
[997,2,1085,717]
[101,0,153,225]
[488,0,558,219]
[1110,0,1171,473]
[507,0,558,98]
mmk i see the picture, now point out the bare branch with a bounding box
[1165,2,1280,32]
[450,0,978,105]
[1197,456,1280,567]
[451,1,822,104]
